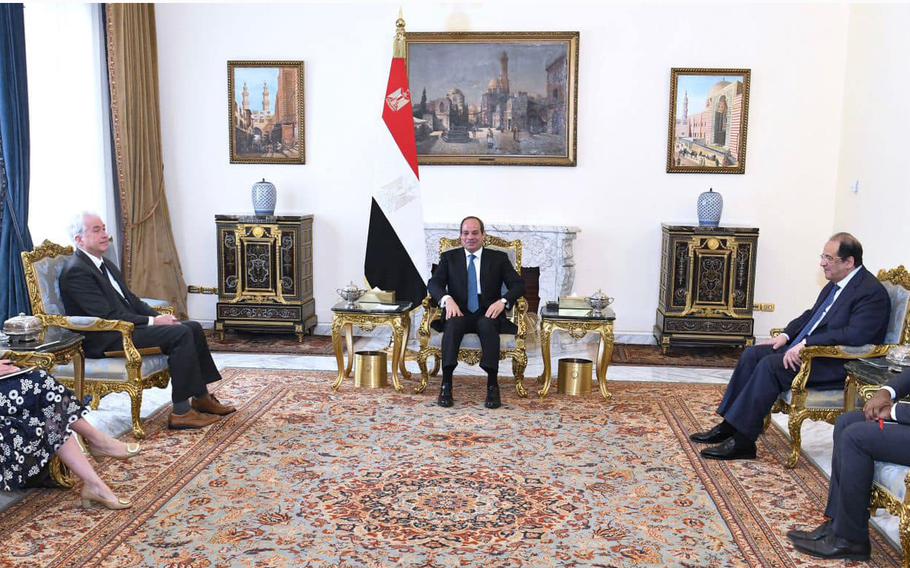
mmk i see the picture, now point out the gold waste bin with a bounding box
[557,358,593,396]
[354,351,388,389]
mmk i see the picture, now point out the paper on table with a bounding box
[0,366,37,380]
[356,302,399,312]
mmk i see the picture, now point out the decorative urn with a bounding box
[3,313,42,343]
[251,178,277,216]
[336,282,367,308]
[697,187,723,228]
[587,289,614,315]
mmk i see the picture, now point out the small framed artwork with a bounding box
[228,60,305,164]
[666,68,751,174]
[405,32,579,166]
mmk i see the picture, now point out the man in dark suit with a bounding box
[786,369,910,561]
[59,212,235,430]
[691,233,890,460]
[427,216,525,409]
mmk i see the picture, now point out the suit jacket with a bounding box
[427,247,525,332]
[782,266,891,385]
[59,249,159,357]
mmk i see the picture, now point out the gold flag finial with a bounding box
[393,10,407,58]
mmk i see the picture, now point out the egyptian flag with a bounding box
[364,17,427,305]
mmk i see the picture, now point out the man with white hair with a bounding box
[58,212,234,430]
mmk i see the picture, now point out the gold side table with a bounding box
[2,327,86,488]
[538,305,615,400]
[330,301,415,392]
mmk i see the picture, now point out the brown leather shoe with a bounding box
[191,393,236,416]
[168,409,221,430]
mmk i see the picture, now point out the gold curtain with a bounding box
[105,4,187,316]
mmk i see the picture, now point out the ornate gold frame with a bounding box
[229,224,288,304]
[666,67,751,174]
[405,31,579,167]
[769,265,910,468]
[21,240,171,439]
[416,235,529,396]
[228,60,305,165]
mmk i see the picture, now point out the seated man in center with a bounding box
[427,216,525,409]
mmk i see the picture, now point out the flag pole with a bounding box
[393,10,406,59]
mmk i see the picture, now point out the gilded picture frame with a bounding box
[666,68,751,174]
[405,32,579,167]
[228,60,305,165]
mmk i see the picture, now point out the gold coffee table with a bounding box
[330,301,415,392]
[538,305,616,400]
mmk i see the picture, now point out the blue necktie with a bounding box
[467,254,479,313]
[791,284,840,345]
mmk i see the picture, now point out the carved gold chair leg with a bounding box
[512,353,528,398]
[127,386,147,439]
[49,455,76,489]
[786,410,810,469]
[90,386,102,410]
[429,357,440,377]
[899,506,910,568]
[415,348,437,394]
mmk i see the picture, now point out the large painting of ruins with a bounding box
[228,61,305,164]
[405,32,579,166]
[666,68,751,174]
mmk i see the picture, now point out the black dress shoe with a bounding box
[437,382,454,408]
[791,533,870,561]
[786,520,832,543]
[700,437,757,460]
[484,384,501,409]
[690,422,735,444]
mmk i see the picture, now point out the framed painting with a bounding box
[405,32,579,166]
[666,68,751,174]
[228,60,305,164]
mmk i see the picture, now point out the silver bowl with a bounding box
[587,289,614,315]
[336,282,367,308]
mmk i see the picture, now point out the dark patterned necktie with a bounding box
[467,254,479,313]
[791,284,840,345]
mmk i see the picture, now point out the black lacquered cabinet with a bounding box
[215,214,316,341]
[654,224,758,353]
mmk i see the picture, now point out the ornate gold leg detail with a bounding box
[344,323,354,379]
[762,412,772,433]
[398,317,412,380]
[596,325,614,401]
[331,317,346,390]
[49,455,75,489]
[389,320,405,393]
[430,357,441,377]
[786,410,808,469]
[513,351,528,398]
[537,322,554,398]
[129,386,146,439]
[899,506,910,568]
[661,336,671,355]
[90,386,101,410]
[416,349,430,394]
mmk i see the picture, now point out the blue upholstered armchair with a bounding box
[21,240,173,438]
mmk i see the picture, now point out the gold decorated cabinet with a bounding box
[654,224,759,353]
[215,215,316,341]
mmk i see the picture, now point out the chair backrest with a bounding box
[878,265,910,345]
[21,240,74,317]
[437,234,523,275]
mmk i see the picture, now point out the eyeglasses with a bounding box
[819,254,844,263]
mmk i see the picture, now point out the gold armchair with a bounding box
[21,240,172,439]
[416,235,530,397]
[770,266,910,468]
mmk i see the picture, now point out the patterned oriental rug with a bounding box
[0,370,901,567]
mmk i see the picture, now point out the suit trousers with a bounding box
[826,411,910,542]
[112,321,222,403]
[717,344,798,441]
[441,311,501,376]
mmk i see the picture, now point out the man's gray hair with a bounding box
[68,211,98,243]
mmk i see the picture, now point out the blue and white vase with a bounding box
[251,178,277,216]
[697,187,723,228]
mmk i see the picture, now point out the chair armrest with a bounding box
[141,298,174,316]
[37,315,143,364]
[770,328,784,337]
[418,295,440,342]
[511,297,529,338]
[790,344,892,392]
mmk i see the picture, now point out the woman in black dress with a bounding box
[0,359,138,509]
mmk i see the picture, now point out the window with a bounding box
[23,3,116,255]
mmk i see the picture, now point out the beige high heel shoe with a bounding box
[80,487,132,510]
[88,441,141,460]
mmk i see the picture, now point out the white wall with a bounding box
[155,2,850,339]
[833,4,910,272]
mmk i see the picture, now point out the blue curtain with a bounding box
[0,3,33,321]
